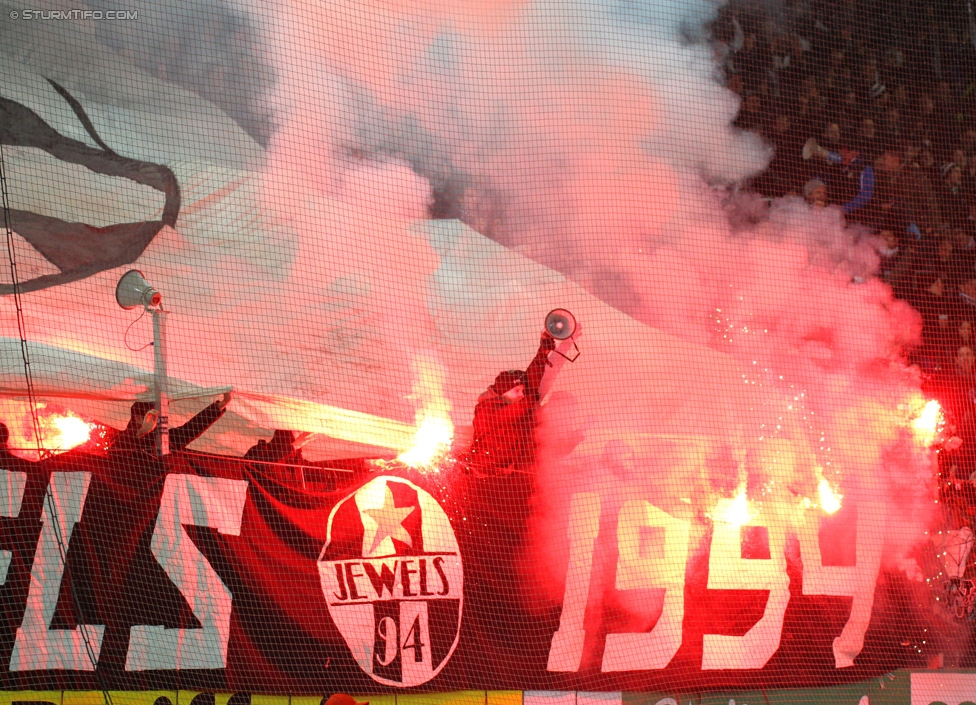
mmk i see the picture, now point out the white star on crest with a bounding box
[362,484,416,557]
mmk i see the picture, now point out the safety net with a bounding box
[0,0,975,703]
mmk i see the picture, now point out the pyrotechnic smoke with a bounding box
[0,0,943,662]
[245,0,936,567]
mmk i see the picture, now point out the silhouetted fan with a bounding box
[0,79,180,294]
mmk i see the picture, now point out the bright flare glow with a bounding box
[912,399,942,446]
[397,355,454,470]
[710,484,754,527]
[38,411,93,453]
[398,414,454,469]
[818,478,843,514]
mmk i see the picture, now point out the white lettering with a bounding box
[702,521,789,670]
[602,500,689,671]
[799,501,883,668]
[0,470,27,584]
[125,474,248,671]
[400,601,433,684]
[547,492,601,672]
[10,472,104,671]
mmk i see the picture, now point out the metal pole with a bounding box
[152,308,169,456]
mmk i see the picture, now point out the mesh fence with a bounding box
[0,0,975,701]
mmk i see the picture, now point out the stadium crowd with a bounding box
[716,0,976,482]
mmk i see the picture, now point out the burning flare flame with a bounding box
[397,355,454,470]
[911,399,942,447]
[398,414,453,469]
[37,409,93,454]
[709,483,755,527]
[817,477,843,514]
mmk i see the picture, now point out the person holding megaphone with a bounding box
[461,310,578,477]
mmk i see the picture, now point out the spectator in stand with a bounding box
[932,80,962,151]
[891,84,908,112]
[878,228,914,296]
[732,30,772,94]
[824,50,851,95]
[952,227,976,278]
[881,107,903,144]
[960,128,976,153]
[929,237,966,290]
[802,123,877,217]
[940,30,975,95]
[809,144,875,217]
[857,117,880,158]
[915,146,942,186]
[854,54,882,99]
[881,46,909,91]
[953,312,975,350]
[718,0,976,383]
[940,164,970,229]
[804,178,829,207]
[769,34,796,96]
[959,278,976,316]
[867,147,909,227]
[911,272,956,370]
[903,145,944,231]
[712,11,744,73]
[755,108,805,196]
[836,89,862,133]
[964,203,976,245]
[798,75,828,125]
[905,95,937,149]
[951,147,971,174]
[735,94,765,131]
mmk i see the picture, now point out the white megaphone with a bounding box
[545,309,577,340]
[802,137,830,161]
[115,269,161,310]
[544,309,580,361]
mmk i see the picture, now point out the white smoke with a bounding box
[0,0,938,570]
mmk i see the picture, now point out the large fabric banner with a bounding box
[0,451,949,695]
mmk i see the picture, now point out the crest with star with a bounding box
[321,478,425,562]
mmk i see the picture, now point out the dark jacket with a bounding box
[111,400,226,455]
[245,430,303,465]
[466,342,552,473]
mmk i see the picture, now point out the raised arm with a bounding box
[170,392,231,452]
[524,335,556,403]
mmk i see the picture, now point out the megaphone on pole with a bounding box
[115,270,168,455]
[115,270,161,310]
[543,309,580,361]
[545,309,577,340]
[802,137,830,161]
